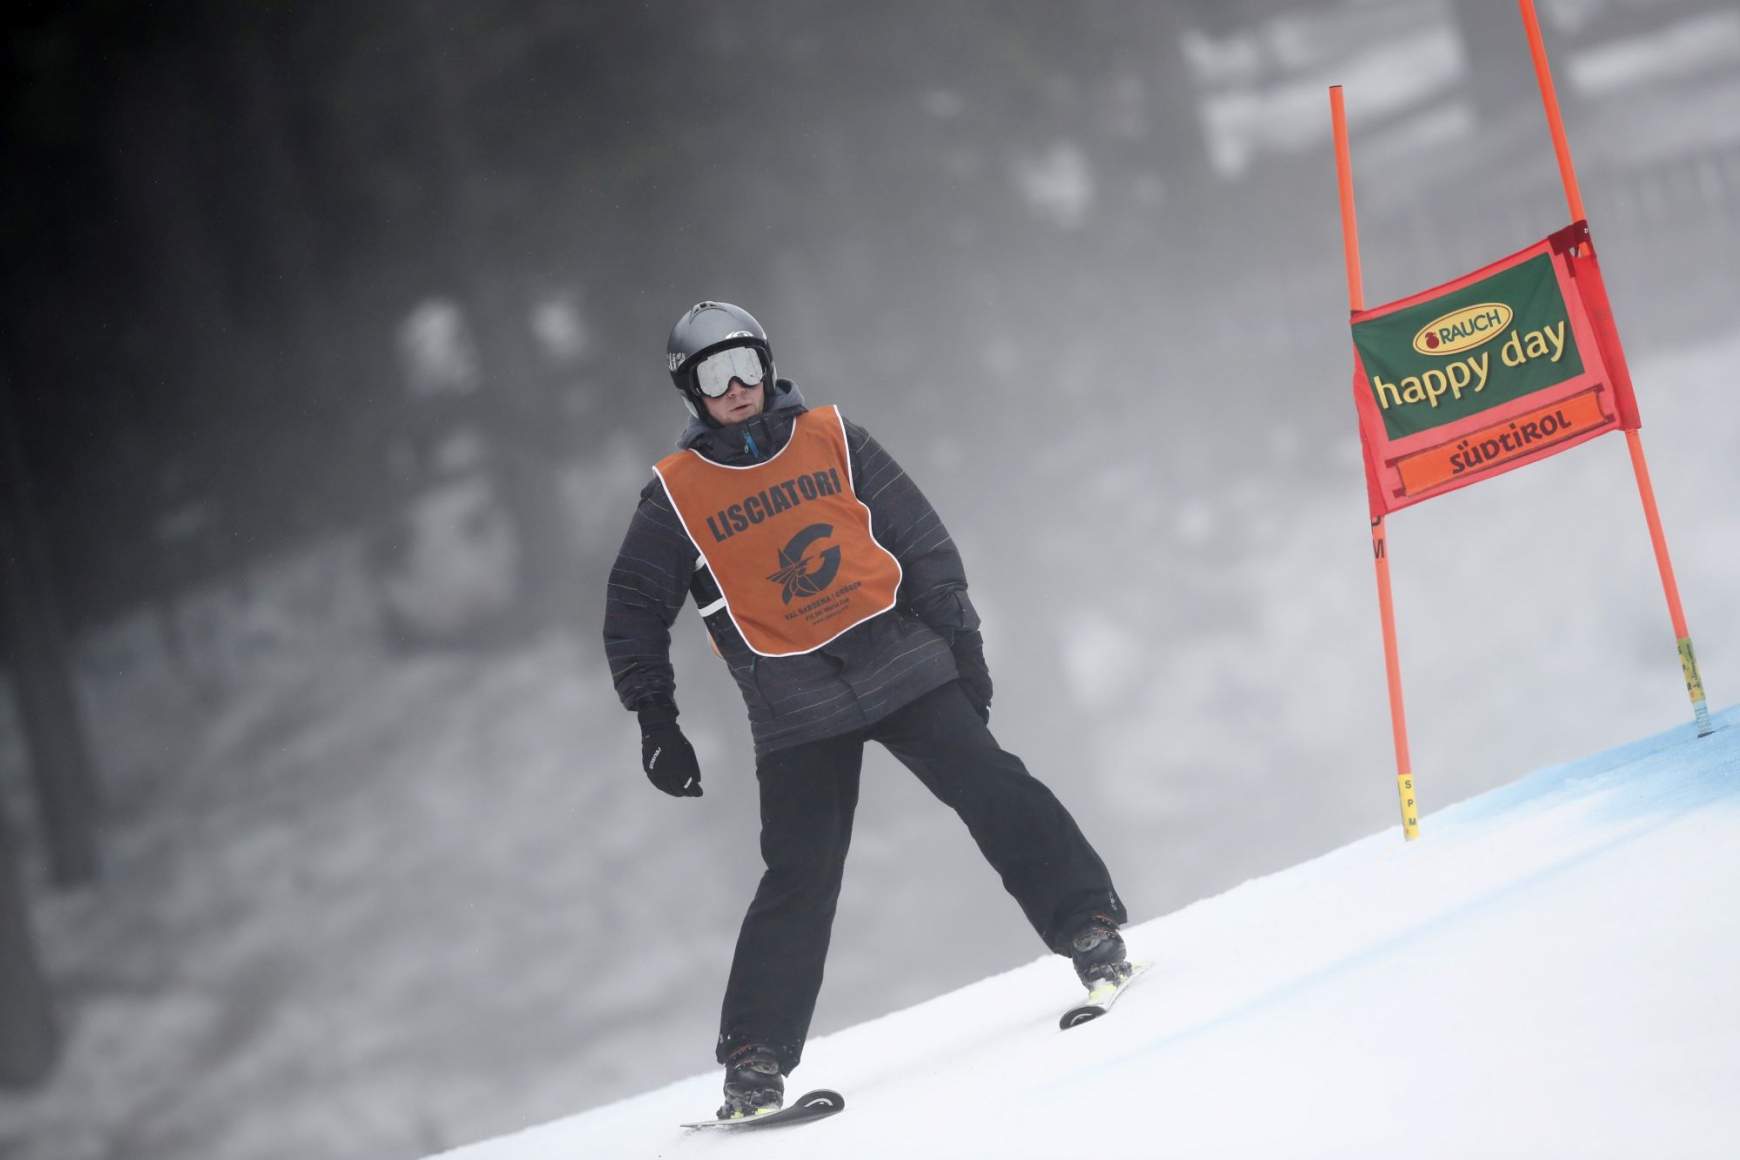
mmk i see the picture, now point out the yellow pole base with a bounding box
[1679,637,1713,736]
[1397,772,1420,841]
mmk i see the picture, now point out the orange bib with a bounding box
[653,406,903,657]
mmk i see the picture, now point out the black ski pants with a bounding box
[716,679,1125,1072]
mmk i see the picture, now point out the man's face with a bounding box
[701,377,765,425]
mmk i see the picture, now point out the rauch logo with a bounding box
[1412,302,1514,356]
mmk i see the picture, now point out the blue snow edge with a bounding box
[1440,703,1740,828]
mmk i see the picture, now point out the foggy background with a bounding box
[1,1,1735,1156]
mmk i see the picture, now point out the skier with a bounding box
[604,301,1130,1120]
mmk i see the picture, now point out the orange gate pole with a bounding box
[1518,0,1713,735]
[1331,85,1420,839]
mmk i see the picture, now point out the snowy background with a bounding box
[1,2,1737,1157]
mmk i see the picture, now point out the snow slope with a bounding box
[434,706,1740,1159]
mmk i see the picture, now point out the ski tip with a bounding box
[1059,1005,1106,1030]
[795,1088,846,1111]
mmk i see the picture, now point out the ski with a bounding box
[1059,961,1151,1029]
[681,1088,846,1131]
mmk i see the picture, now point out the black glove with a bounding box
[638,705,702,797]
[951,629,993,724]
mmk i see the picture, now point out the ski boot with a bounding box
[717,1043,784,1121]
[1067,914,1132,991]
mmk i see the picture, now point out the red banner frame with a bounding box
[1352,221,1641,519]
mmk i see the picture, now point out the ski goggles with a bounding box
[691,344,768,398]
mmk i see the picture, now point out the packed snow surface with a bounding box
[436,708,1738,1158]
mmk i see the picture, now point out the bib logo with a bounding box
[768,524,841,605]
[1413,303,1513,355]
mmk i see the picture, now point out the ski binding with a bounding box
[1059,961,1151,1029]
[681,1088,846,1131]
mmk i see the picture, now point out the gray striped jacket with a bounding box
[603,382,979,756]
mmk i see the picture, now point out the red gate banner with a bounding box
[1350,220,1640,519]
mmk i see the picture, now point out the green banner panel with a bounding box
[1352,253,1585,441]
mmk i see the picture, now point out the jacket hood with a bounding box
[675,379,807,450]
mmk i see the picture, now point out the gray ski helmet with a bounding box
[666,301,775,416]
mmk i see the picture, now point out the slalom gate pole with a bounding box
[1331,85,1420,840]
[1518,0,1713,735]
